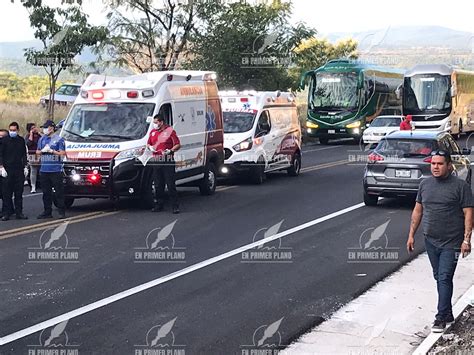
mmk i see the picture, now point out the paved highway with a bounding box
[2,138,462,354]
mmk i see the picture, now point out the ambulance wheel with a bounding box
[53,196,74,209]
[64,198,74,209]
[140,168,155,209]
[287,152,301,176]
[199,162,217,195]
[251,160,265,185]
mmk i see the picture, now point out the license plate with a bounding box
[73,181,92,186]
[328,129,335,134]
[395,169,411,178]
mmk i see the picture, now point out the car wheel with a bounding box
[363,190,378,206]
[319,137,329,145]
[287,152,301,177]
[199,162,217,195]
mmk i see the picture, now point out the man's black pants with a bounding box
[40,172,65,214]
[152,161,178,207]
[2,169,24,216]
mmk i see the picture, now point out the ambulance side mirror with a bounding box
[146,116,153,123]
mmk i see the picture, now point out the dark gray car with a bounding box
[363,131,471,206]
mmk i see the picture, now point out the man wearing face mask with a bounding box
[36,120,66,219]
[0,122,29,221]
[147,115,181,214]
[0,129,9,218]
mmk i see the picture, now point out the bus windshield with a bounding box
[404,74,451,114]
[62,103,155,142]
[311,72,359,110]
[223,111,256,133]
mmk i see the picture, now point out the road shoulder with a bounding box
[282,252,473,355]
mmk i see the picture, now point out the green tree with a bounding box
[187,1,315,91]
[102,0,217,73]
[22,0,108,119]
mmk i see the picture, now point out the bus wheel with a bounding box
[319,137,329,145]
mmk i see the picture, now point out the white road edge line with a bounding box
[0,202,365,346]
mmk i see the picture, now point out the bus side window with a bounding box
[158,103,173,126]
[364,79,374,104]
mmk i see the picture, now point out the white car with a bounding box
[40,84,81,107]
[363,115,403,144]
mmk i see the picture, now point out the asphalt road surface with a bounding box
[1,137,470,354]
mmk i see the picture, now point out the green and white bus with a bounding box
[301,59,403,144]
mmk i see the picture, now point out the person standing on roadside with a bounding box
[400,115,414,131]
[0,129,9,218]
[25,122,41,193]
[0,122,29,221]
[147,115,181,214]
[36,120,66,219]
[407,150,472,333]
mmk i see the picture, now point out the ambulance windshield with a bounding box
[223,111,256,133]
[62,103,155,142]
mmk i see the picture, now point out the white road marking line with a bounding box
[302,145,343,153]
[23,192,43,198]
[0,201,366,345]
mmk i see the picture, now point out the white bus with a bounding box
[402,64,474,138]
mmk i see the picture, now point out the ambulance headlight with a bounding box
[115,146,146,160]
[232,137,253,152]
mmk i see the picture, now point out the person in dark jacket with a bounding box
[0,129,8,218]
[36,120,66,219]
[0,122,29,220]
[25,123,41,193]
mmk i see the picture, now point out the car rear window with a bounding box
[375,138,437,158]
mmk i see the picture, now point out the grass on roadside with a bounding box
[0,101,70,133]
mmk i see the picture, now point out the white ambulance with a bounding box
[219,90,301,183]
[60,71,224,208]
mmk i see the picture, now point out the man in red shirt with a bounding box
[147,115,181,214]
[400,115,413,131]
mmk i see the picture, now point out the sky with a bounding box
[0,0,472,42]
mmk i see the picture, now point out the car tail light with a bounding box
[423,156,432,163]
[368,152,384,163]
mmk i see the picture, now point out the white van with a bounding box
[219,90,301,183]
[60,71,224,208]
